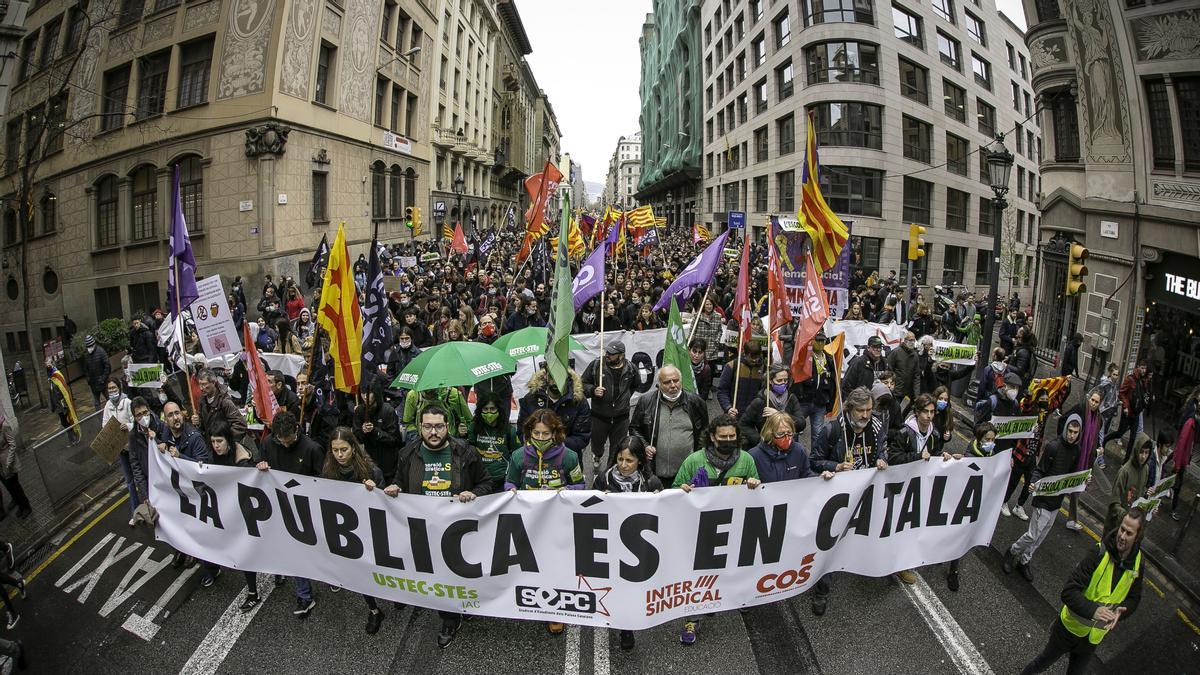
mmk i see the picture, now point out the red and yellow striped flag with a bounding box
[48,366,78,431]
[316,222,363,393]
[799,110,849,274]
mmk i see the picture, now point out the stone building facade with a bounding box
[604,131,642,210]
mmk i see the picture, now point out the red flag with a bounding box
[451,222,469,255]
[242,322,280,425]
[516,161,564,265]
[731,231,754,346]
[788,255,830,381]
[767,237,793,332]
[792,343,814,383]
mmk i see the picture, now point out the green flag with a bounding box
[665,298,697,393]
[546,180,574,392]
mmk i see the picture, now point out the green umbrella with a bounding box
[491,326,585,360]
[390,341,517,392]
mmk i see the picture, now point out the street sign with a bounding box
[728,211,746,229]
[433,201,447,216]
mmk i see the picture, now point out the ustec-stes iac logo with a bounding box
[515,576,611,617]
[645,575,722,616]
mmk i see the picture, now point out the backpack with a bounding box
[974,394,998,426]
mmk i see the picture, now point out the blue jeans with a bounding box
[118,451,141,515]
[294,576,313,601]
[798,402,827,451]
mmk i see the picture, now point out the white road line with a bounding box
[594,627,610,675]
[900,574,994,675]
[563,624,581,675]
[179,576,276,674]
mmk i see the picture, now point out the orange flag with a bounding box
[243,321,280,425]
[789,255,830,382]
[451,222,469,254]
[825,332,846,419]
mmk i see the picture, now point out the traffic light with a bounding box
[1066,242,1089,296]
[412,207,422,232]
[404,207,414,228]
[907,223,926,261]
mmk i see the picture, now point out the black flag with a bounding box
[360,237,392,382]
[305,233,330,289]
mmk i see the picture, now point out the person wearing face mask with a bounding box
[196,424,256,594]
[672,415,760,645]
[1059,388,1106,531]
[582,342,638,468]
[716,341,767,420]
[386,328,423,386]
[474,314,500,345]
[749,413,833,484]
[517,365,591,456]
[890,393,954,585]
[940,422,1001,591]
[738,365,806,449]
[101,377,137,523]
[467,393,520,488]
[193,368,248,449]
[1005,416,1084,582]
[83,335,111,407]
[124,397,166,524]
[354,379,402,484]
[631,365,708,488]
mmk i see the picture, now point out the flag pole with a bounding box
[172,255,197,417]
[731,317,747,416]
[598,288,605,390]
[685,285,712,347]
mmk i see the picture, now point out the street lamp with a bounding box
[452,173,465,237]
[973,134,1014,396]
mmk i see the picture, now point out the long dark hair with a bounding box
[473,391,507,430]
[608,435,651,476]
[209,422,239,456]
[321,426,377,481]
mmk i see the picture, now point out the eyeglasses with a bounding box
[420,423,448,432]
[772,431,795,440]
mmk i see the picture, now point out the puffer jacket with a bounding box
[517,369,591,454]
[748,440,815,483]
[581,356,638,419]
[84,345,111,393]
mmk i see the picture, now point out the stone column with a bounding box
[244,123,290,255]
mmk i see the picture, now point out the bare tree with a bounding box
[996,203,1032,299]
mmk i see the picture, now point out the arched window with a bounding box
[371,161,387,220]
[96,175,119,247]
[2,206,16,246]
[404,168,417,209]
[174,155,204,232]
[130,165,158,241]
[40,192,56,235]
[388,164,403,218]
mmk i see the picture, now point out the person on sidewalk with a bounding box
[1020,508,1145,675]
[1105,433,1151,538]
[582,341,637,468]
[0,538,27,629]
[0,417,32,520]
[1116,361,1153,461]
[1096,362,1121,470]
[1170,407,1198,520]
[83,335,111,408]
[1004,415,1083,582]
[1061,388,1105,532]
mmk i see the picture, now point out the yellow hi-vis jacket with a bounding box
[1060,549,1142,645]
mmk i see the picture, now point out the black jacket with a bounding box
[842,352,883,393]
[257,433,324,476]
[793,351,836,409]
[1030,436,1081,512]
[889,419,945,465]
[1062,535,1143,624]
[581,357,638,419]
[353,399,402,482]
[84,345,111,392]
[129,326,157,363]
[630,390,708,451]
[396,436,494,496]
[812,415,888,473]
[738,392,806,449]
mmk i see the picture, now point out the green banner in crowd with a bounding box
[1148,473,1176,497]
[931,341,977,366]
[990,415,1040,440]
[420,252,442,262]
[664,298,697,394]
[128,363,163,388]
[1031,469,1091,498]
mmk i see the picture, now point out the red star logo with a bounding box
[577,576,612,618]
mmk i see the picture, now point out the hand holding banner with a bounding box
[1030,469,1091,498]
[930,341,978,366]
[991,416,1041,440]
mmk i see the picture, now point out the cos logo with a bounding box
[515,586,598,614]
[756,553,817,593]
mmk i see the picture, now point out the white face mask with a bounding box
[138,415,152,429]
[87,346,96,354]
[662,389,682,402]
[158,392,169,403]
[1006,388,1019,401]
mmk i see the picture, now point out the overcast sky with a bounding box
[519,0,1027,189]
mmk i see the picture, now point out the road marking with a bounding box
[594,627,610,675]
[21,494,129,588]
[99,546,173,617]
[180,576,276,673]
[1179,609,1200,637]
[121,563,199,640]
[563,624,581,675]
[59,536,142,603]
[901,574,995,675]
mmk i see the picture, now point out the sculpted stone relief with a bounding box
[279,0,318,99]
[183,0,222,32]
[1132,9,1200,61]
[1029,36,1067,72]
[217,0,276,100]
[1067,0,1130,164]
[337,0,381,122]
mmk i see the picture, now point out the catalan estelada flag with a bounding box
[316,222,363,393]
[48,365,78,432]
[799,110,849,274]
[626,205,655,231]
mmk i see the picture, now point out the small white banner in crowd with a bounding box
[126,363,163,388]
[1030,469,1091,498]
[990,416,1041,440]
[190,276,242,357]
[151,449,1009,630]
[931,341,978,366]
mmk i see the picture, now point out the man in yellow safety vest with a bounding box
[1020,507,1146,674]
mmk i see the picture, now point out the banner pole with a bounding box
[598,288,605,391]
[173,259,197,416]
[731,319,747,416]
[685,285,712,347]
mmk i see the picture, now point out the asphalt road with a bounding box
[3,429,1199,674]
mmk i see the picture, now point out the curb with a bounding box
[950,403,1200,609]
[14,473,124,573]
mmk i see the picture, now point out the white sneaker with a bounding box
[1065,520,1083,531]
[1001,503,1012,517]
[1013,506,1030,521]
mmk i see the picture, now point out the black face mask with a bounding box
[715,440,739,455]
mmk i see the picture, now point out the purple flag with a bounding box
[571,245,606,311]
[652,231,731,312]
[167,166,199,319]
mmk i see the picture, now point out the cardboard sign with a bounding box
[420,252,442,262]
[189,276,242,357]
[90,417,129,465]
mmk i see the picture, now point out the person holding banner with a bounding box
[1105,434,1151,537]
[631,365,708,488]
[1060,389,1106,532]
[200,424,257,593]
[158,401,211,570]
[467,393,521,488]
[102,377,137,524]
[738,364,806,450]
[355,380,404,484]
[749,414,831,484]
[1005,415,1083,582]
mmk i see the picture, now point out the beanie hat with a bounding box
[84,335,96,348]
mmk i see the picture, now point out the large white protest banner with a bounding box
[189,276,241,357]
[151,449,1009,630]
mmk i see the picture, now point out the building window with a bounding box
[902,115,931,163]
[944,80,966,122]
[315,43,335,105]
[978,196,994,236]
[810,101,883,149]
[102,65,131,132]
[898,58,928,104]
[177,38,213,108]
[902,176,932,224]
[892,5,923,48]
[976,98,995,138]
[175,156,203,233]
[964,11,985,45]
[1050,92,1080,162]
[820,166,883,217]
[40,193,56,235]
[17,32,36,81]
[946,188,969,231]
[375,77,388,126]
[754,175,769,211]
[776,60,794,100]
[2,209,16,246]
[931,0,954,24]
[312,171,328,221]
[1011,80,1021,111]
[130,165,158,241]
[805,41,879,85]
[777,171,795,212]
[975,249,991,285]
[97,175,118,247]
[943,245,966,285]
[404,168,416,209]
[937,31,961,71]
[773,10,791,48]
[851,235,882,276]
[136,51,169,119]
[754,126,769,162]
[4,118,19,174]
[777,113,795,155]
[946,133,969,175]
[127,282,160,317]
[24,105,43,156]
[371,162,386,219]
[45,93,67,154]
[118,0,143,27]
[802,0,874,26]
[1017,166,1025,200]
[1034,0,1061,22]
[971,53,991,90]
[752,34,766,67]
[94,287,123,321]
[390,86,402,132]
[1176,76,1200,172]
[39,16,62,69]
[65,5,86,55]
[724,181,741,212]
[387,166,403,217]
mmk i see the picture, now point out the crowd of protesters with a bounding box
[30,222,1192,672]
